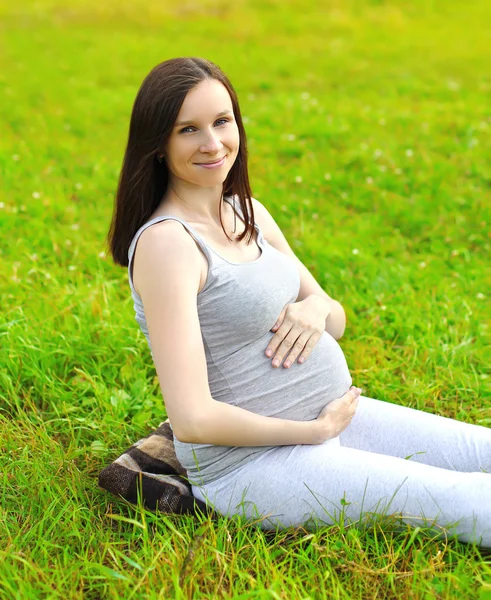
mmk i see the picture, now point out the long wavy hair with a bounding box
[107,57,255,267]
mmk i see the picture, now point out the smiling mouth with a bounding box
[195,156,227,165]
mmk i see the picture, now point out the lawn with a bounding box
[1,0,490,597]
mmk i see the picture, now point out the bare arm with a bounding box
[133,220,322,447]
[184,400,321,446]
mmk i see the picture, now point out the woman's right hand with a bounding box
[313,386,362,444]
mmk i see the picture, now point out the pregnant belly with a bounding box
[211,331,353,422]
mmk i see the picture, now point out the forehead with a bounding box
[178,79,233,116]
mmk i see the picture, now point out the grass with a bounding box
[1,0,490,597]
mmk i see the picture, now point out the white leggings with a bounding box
[191,396,491,547]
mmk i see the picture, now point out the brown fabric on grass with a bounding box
[98,419,219,520]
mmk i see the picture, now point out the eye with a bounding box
[179,118,230,134]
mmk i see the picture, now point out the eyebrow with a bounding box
[174,110,233,128]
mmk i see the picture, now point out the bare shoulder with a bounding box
[251,196,278,243]
[136,218,196,249]
[251,196,266,215]
[132,220,201,296]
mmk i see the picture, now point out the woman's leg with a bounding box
[339,396,491,473]
[192,437,491,547]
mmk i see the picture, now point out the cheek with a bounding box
[228,129,240,153]
[169,143,193,168]
[233,124,240,144]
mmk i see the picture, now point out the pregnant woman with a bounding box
[107,57,491,547]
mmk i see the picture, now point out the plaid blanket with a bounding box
[98,418,219,520]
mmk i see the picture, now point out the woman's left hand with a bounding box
[265,295,332,368]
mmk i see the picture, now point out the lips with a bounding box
[195,156,226,165]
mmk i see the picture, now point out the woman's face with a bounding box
[164,78,240,187]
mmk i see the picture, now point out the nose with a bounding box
[199,128,224,154]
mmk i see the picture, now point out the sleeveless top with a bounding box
[128,195,353,486]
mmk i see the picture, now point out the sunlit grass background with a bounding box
[1,0,490,597]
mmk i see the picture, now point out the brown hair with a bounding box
[107,57,255,267]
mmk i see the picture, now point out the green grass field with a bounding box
[1,0,490,597]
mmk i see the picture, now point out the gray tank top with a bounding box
[128,195,352,485]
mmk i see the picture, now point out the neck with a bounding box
[163,178,227,225]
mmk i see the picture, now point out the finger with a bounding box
[350,398,360,413]
[297,332,323,364]
[271,318,285,332]
[346,388,360,403]
[283,332,312,368]
[271,327,302,368]
[266,321,293,358]
[271,307,288,332]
